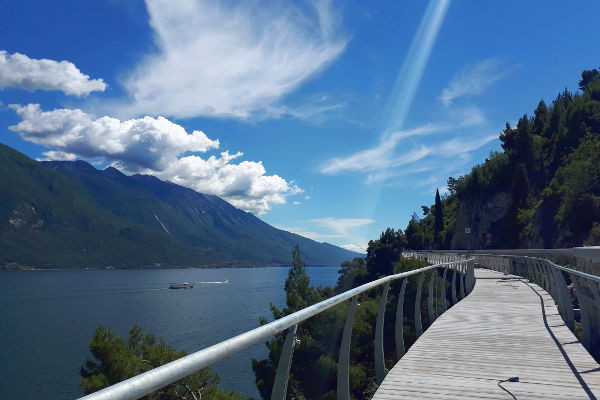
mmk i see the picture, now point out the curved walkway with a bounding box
[373,269,600,399]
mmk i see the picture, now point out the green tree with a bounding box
[447,177,458,194]
[285,244,312,310]
[405,219,424,250]
[253,245,335,400]
[579,68,600,91]
[80,325,245,400]
[336,256,368,293]
[553,134,600,244]
[366,228,406,276]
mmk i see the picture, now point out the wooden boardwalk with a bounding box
[373,269,600,399]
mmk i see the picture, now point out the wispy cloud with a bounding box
[310,217,375,236]
[0,50,106,96]
[340,244,366,254]
[320,56,508,190]
[116,0,348,120]
[278,217,374,251]
[320,124,440,174]
[439,58,509,106]
[320,110,486,175]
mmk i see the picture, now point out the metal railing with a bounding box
[475,254,600,359]
[78,254,476,400]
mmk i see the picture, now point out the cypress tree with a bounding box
[434,189,444,235]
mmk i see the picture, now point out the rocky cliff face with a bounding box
[450,192,512,249]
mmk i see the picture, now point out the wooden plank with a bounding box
[372,268,600,399]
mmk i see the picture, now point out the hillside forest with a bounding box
[406,68,600,250]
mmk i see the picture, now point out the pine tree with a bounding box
[284,244,311,311]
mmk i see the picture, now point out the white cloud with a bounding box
[320,124,439,174]
[9,104,218,170]
[320,109,486,175]
[439,58,508,106]
[38,150,77,161]
[293,201,301,205]
[0,51,106,96]
[320,57,510,185]
[310,217,374,236]
[147,153,302,214]
[276,219,370,250]
[9,104,300,214]
[341,244,366,254]
[275,225,343,242]
[119,0,348,119]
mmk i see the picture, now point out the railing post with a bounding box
[337,297,357,400]
[271,324,298,400]
[531,260,541,286]
[415,273,425,339]
[395,278,408,360]
[572,277,593,352]
[440,267,448,313]
[468,259,475,293]
[548,263,566,320]
[459,263,466,300]
[543,260,557,299]
[590,282,600,356]
[541,261,550,291]
[451,268,458,305]
[555,267,575,331]
[375,282,390,384]
[428,269,436,324]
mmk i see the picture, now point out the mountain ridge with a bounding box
[0,143,359,268]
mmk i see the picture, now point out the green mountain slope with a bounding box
[0,144,197,268]
[43,160,357,266]
[0,144,358,268]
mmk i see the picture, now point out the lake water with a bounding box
[0,267,340,400]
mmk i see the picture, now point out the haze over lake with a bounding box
[0,267,339,400]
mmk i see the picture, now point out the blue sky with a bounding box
[1,0,599,253]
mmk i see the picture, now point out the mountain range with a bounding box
[0,143,358,268]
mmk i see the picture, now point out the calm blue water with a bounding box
[0,267,339,400]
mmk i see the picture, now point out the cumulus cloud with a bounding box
[0,51,106,96]
[147,152,302,214]
[439,58,509,106]
[9,104,300,214]
[9,104,218,170]
[38,150,77,161]
[120,0,347,119]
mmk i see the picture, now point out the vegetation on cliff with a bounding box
[406,68,600,249]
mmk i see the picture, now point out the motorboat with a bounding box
[169,282,194,289]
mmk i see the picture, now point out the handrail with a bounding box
[471,253,600,282]
[473,253,600,360]
[78,255,476,400]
